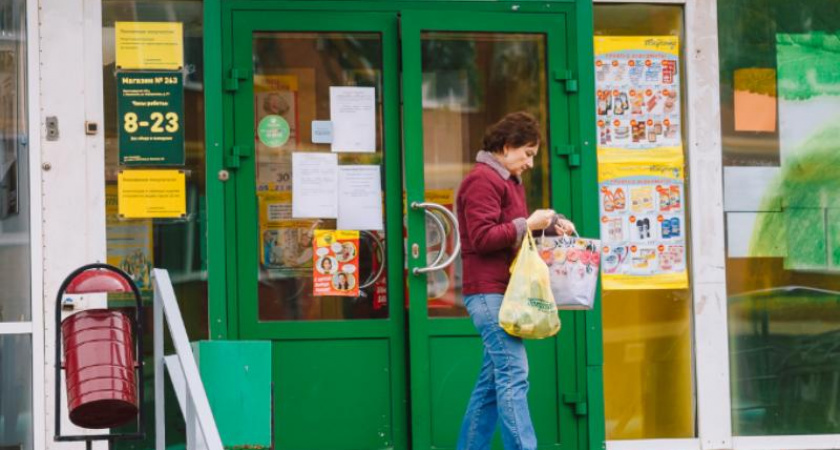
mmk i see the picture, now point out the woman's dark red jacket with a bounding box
[456,152,529,295]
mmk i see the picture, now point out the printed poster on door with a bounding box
[254,75,299,152]
[313,230,360,297]
[598,155,688,290]
[594,36,682,161]
[258,190,317,270]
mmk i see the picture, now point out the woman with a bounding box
[334,272,350,291]
[456,112,575,450]
[320,257,335,274]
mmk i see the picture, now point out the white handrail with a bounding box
[153,268,224,450]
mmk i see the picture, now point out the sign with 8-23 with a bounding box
[117,72,184,165]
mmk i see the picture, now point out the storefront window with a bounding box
[595,4,696,440]
[0,2,32,448]
[0,0,29,324]
[103,1,205,447]
[0,334,33,450]
[718,0,840,436]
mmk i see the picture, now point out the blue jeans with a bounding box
[457,293,537,450]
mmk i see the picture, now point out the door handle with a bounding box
[424,209,448,268]
[410,202,461,275]
[359,230,385,290]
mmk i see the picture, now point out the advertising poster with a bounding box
[313,230,360,297]
[257,162,292,193]
[598,155,688,290]
[595,35,688,290]
[105,185,153,291]
[258,190,317,270]
[370,230,389,311]
[254,75,299,150]
[594,36,682,161]
[117,72,184,165]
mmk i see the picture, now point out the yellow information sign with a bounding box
[118,170,186,219]
[115,22,183,70]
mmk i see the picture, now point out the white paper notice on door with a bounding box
[330,86,376,153]
[292,152,338,218]
[337,165,383,231]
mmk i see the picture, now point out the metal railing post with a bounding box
[154,285,166,450]
[152,268,224,450]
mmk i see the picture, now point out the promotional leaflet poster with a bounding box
[595,36,688,290]
[105,185,153,292]
[313,230,360,297]
[594,36,682,161]
[258,190,317,270]
[598,156,688,290]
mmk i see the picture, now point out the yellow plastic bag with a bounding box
[499,230,561,339]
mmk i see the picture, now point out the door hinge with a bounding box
[553,70,579,93]
[563,393,588,416]
[225,68,252,92]
[554,144,581,167]
[225,145,253,169]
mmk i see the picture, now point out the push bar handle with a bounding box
[410,202,461,275]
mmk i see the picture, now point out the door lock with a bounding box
[411,243,420,259]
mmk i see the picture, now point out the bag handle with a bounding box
[534,218,578,248]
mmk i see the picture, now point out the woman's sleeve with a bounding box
[461,177,526,254]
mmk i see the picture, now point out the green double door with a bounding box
[221,6,593,450]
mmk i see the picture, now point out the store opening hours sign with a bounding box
[117,72,184,165]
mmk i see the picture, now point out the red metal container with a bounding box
[61,309,138,429]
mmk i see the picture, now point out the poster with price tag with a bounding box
[117,72,184,165]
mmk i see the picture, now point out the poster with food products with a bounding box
[598,156,688,290]
[313,230,360,297]
[594,36,682,161]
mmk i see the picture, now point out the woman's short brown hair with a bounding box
[482,111,542,154]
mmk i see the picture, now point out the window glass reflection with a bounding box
[252,32,389,321]
[718,0,840,435]
[0,334,33,450]
[0,0,30,323]
[420,32,550,318]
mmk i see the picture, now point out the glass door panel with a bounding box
[402,11,578,450]
[251,31,389,321]
[420,32,551,318]
[231,12,406,450]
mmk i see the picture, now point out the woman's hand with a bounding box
[554,218,576,236]
[526,209,556,230]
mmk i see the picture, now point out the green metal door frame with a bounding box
[204,1,604,449]
[224,10,408,449]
